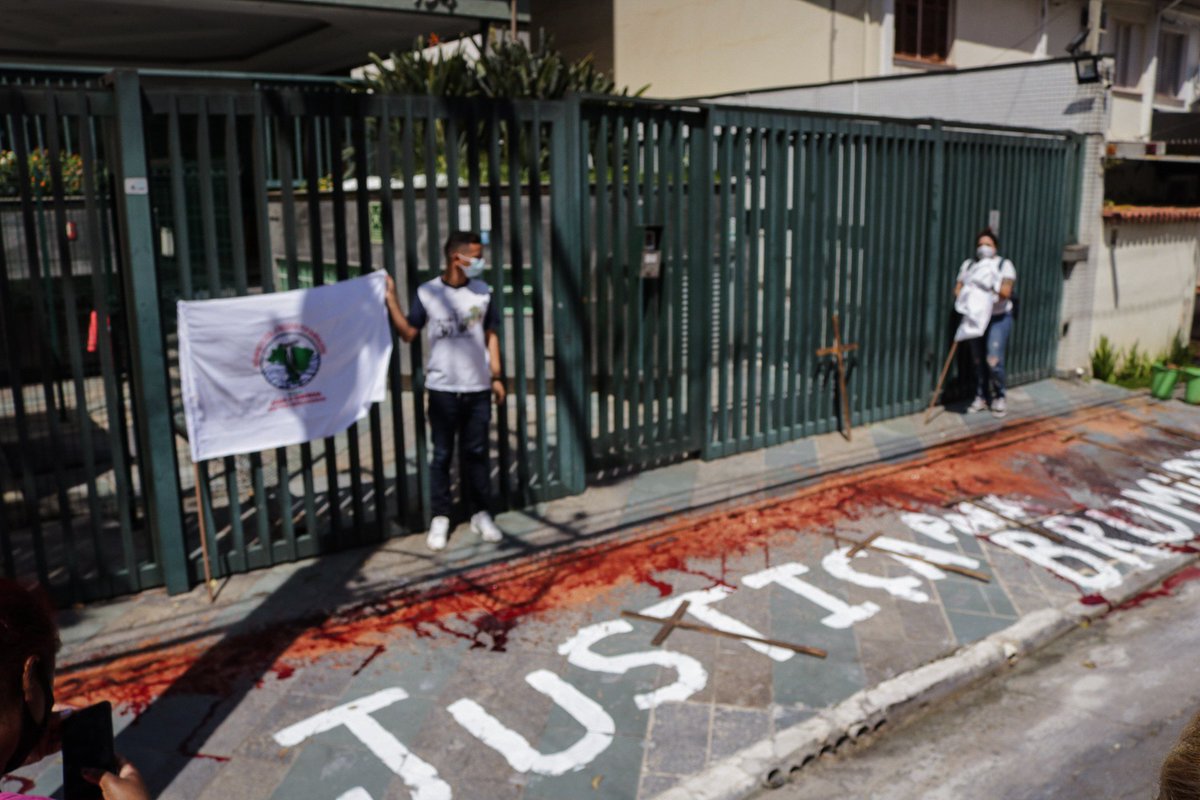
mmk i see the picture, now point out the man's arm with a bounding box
[998,279,1014,300]
[953,280,963,299]
[383,273,420,343]
[486,329,506,404]
[484,296,506,404]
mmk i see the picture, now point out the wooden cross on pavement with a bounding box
[620,601,827,659]
[816,313,859,441]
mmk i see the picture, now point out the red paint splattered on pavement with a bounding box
[1115,566,1200,611]
[1079,594,1109,606]
[50,408,1167,716]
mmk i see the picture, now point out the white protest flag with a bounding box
[178,272,393,462]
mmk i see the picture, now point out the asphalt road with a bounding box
[770,572,1200,800]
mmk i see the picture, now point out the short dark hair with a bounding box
[0,580,59,704]
[976,227,999,249]
[444,230,482,263]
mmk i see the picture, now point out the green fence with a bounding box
[0,69,1081,603]
[695,108,1080,457]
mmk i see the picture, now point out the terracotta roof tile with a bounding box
[1102,205,1200,223]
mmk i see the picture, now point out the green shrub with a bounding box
[1114,342,1153,388]
[1091,331,1196,390]
[361,30,644,99]
[1091,335,1117,382]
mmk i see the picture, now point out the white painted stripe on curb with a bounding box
[651,552,1198,800]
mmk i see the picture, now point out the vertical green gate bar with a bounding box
[107,71,188,594]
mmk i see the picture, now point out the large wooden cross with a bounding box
[816,313,859,441]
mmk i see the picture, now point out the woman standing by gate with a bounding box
[953,228,1016,418]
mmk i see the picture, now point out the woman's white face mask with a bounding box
[976,244,996,260]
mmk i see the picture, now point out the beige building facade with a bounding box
[537,0,1200,141]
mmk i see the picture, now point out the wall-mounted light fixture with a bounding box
[1074,54,1102,84]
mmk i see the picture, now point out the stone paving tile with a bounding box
[710,706,772,761]
[150,752,228,800]
[637,771,682,799]
[945,608,1020,645]
[233,690,338,765]
[197,756,290,800]
[522,732,648,800]
[643,702,711,776]
[712,638,774,708]
[268,730,397,800]
[770,581,866,709]
[935,577,994,615]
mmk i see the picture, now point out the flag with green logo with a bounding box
[177,272,393,462]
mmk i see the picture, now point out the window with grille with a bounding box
[1156,31,1186,97]
[895,0,951,62]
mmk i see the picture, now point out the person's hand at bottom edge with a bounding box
[82,756,150,800]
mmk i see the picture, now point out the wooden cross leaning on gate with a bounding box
[816,313,859,441]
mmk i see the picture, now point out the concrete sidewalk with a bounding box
[48,377,1134,667]
[7,377,1200,800]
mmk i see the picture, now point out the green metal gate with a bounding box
[142,87,587,586]
[579,102,709,472]
[0,79,170,604]
[579,100,1081,461]
[0,68,1081,602]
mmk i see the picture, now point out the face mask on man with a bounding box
[462,257,486,280]
[2,663,53,774]
[976,245,997,260]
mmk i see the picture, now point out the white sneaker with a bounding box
[967,396,988,413]
[426,516,450,551]
[991,397,1007,418]
[471,511,503,543]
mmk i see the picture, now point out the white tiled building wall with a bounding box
[706,59,1109,374]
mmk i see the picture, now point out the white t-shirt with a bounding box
[957,256,1016,316]
[407,277,500,392]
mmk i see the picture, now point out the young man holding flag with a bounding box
[384,231,506,551]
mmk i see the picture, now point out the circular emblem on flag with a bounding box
[259,332,321,390]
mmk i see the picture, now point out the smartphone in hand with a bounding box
[61,702,116,800]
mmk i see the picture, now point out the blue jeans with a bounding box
[428,390,496,519]
[968,313,1012,401]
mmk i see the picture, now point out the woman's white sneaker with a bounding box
[426,516,450,551]
[991,397,1007,418]
[471,511,503,543]
[967,396,988,413]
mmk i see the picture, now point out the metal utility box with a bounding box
[639,224,664,279]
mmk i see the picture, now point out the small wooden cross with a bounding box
[620,602,827,659]
[816,313,859,441]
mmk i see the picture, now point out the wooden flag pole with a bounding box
[924,340,959,424]
[194,462,216,603]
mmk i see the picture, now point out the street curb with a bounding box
[650,551,1200,800]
